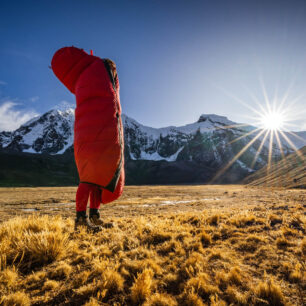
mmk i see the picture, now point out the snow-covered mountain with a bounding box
[123,114,239,162]
[0,108,74,154]
[0,108,305,171]
[1,108,305,184]
[122,113,304,167]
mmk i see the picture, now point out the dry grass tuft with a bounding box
[302,237,306,255]
[200,230,212,247]
[42,279,59,291]
[179,288,205,306]
[276,236,291,249]
[144,292,178,306]
[131,268,154,304]
[289,215,305,231]
[0,215,70,271]
[206,214,220,226]
[143,231,172,246]
[99,269,125,295]
[230,214,256,227]
[0,267,18,288]
[225,286,248,304]
[179,252,205,279]
[255,278,285,306]
[21,230,70,267]
[49,261,72,279]
[227,266,243,286]
[26,271,46,285]
[185,273,219,301]
[269,214,283,226]
[289,263,303,283]
[208,250,223,261]
[84,297,100,306]
[237,234,265,253]
[215,266,244,292]
[209,294,227,306]
[2,291,30,306]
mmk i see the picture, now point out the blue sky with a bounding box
[0,0,306,131]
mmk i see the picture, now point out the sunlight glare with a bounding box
[260,111,284,131]
[211,79,305,184]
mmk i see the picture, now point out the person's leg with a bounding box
[89,186,102,224]
[89,187,113,228]
[76,183,91,215]
[75,183,101,232]
[89,186,101,211]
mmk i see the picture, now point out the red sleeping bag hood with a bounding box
[51,46,124,204]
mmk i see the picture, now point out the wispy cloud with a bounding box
[0,101,38,132]
[0,80,7,86]
[29,96,39,102]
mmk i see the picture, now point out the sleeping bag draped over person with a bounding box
[51,46,124,205]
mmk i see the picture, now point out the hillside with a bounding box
[0,150,78,187]
[0,150,249,187]
[0,186,305,305]
[244,146,306,188]
[1,108,305,186]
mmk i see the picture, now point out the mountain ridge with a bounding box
[1,108,305,158]
[0,107,305,185]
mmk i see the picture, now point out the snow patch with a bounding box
[236,159,254,172]
[21,115,40,127]
[161,200,193,205]
[201,198,221,201]
[23,148,37,153]
[130,146,184,162]
[22,208,39,212]
[22,123,44,145]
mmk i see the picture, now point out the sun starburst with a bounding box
[260,111,284,131]
[210,80,305,185]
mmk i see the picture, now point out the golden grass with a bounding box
[0,185,305,305]
[1,291,30,306]
[144,292,177,306]
[131,268,154,304]
[0,216,70,271]
[255,278,286,305]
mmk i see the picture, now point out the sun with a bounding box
[210,78,305,183]
[260,111,284,131]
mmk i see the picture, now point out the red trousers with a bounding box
[76,183,101,212]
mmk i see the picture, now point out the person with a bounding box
[51,47,125,232]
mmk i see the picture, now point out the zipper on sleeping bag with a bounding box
[102,59,123,193]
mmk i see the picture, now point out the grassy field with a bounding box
[0,185,305,305]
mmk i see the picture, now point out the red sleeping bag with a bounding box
[51,46,124,204]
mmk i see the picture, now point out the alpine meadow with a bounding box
[0,185,305,305]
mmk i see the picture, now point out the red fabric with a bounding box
[51,46,124,204]
[76,183,101,211]
[89,186,101,209]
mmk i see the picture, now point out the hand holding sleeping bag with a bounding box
[51,46,124,204]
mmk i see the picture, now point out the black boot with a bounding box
[89,208,113,228]
[75,211,101,233]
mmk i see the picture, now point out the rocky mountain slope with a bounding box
[0,108,305,185]
[0,108,74,154]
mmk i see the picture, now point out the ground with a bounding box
[0,185,305,305]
